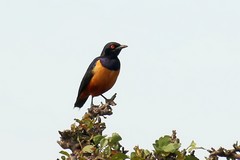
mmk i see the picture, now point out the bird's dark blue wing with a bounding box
[74,57,99,108]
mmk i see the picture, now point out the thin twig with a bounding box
[208,142,240,159]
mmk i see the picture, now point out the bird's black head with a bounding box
[100,42,128,58]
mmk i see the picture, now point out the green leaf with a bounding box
[59,151,70,157]
[111,153,128,160]
[100,138,109,148]
[153,135,171,151]
[188,141,197,152]
[82,145,95,153]
[130,152,136,158]
[74,118,81,123]
[103,146,111,156]
[93,135,106,145]
[176,151,185,160]
[70,123,76,131]
[81,118,93,129]
[162,143,181,153]
[185,155,199,160]
[110,133,122,144]
[143,149,151,156]
[112,144,120,150]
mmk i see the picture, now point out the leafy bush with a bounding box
[57,96,240,160]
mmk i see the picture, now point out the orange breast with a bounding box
[87,60,120,96]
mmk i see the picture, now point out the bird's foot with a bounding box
[101,93,117,106]
[88,93,117,118]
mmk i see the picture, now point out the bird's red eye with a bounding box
[110,44,115,49]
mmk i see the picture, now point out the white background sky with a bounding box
[1,0,240,159]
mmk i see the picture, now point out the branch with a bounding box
[88,93,117,118]
[208,142,240,160]
[57,93,118,159]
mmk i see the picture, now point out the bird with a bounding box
[74,42,128,108]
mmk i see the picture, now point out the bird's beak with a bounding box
[116,45,128,50]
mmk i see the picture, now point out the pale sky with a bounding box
[1,0,240,160]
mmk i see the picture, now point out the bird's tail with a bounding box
[74,96,88,108]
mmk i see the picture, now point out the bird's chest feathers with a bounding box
[88,60,120,96]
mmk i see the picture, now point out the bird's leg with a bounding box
[91,96,94,106]
[101,93,117,106]
[101,94,108,101]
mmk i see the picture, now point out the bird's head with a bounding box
[101,42,128,58]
